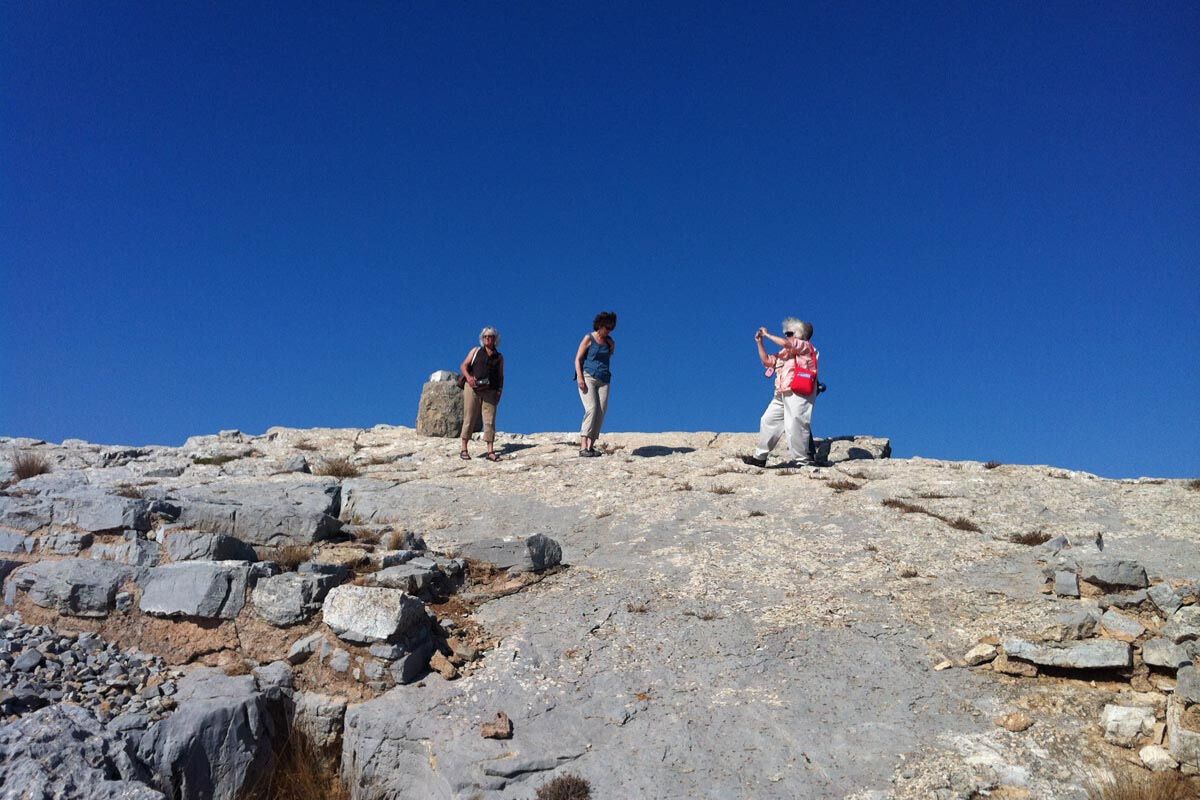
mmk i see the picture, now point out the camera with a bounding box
[816,382,827,395]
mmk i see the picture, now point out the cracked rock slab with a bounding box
[139,561,250,619]
[1002,638,1131,670]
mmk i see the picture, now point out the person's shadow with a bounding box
[630,446,696,458]
[497,443,537,457]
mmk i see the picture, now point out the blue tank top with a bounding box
[582,334,612,383]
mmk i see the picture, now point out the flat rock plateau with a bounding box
[1,425,1198,800]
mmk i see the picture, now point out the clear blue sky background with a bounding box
[2,2,1197,478]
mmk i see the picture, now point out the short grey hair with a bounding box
[478,326,501,347]
[781,317,812,341]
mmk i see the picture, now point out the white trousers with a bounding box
[754,392,814,461]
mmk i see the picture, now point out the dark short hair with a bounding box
[593,311,617,331]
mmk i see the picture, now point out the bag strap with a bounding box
[792,344,818,374]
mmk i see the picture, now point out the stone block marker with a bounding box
[416,380,468,438]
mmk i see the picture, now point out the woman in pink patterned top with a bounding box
[742,317,818,468]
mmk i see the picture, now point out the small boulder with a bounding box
[1139,744,1179,772]
[252,573,328,627]
[1039,608,1099,642]
[322,585,428,644]
[1141,639,1192,671]
[1101,704,1156,747]
[1177,666,1200,705]
[139,561,250,620]
[1148,583,1184,617]
[1100,609,1146,642]
[457,534,562,573]
[995,712,1034,732]
[962,644,997,666]
[1079,558,1148,590]
[7,558,135,617]
[1162,606,1200,644]
[1053,570,1079,598]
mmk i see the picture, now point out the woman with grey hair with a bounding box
[459,326,505,461]
[742,317,818,468]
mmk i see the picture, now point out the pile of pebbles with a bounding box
[0,614,183,729]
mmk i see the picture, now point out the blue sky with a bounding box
[2,2,1197,478]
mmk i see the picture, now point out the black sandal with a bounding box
[459,451,471,460]
[485,452,502,462]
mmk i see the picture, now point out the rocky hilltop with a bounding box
[0,426,1197,799]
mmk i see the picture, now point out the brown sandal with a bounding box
[459,451,471,460]
[485,452,502,462]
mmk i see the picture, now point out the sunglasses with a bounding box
[483,334,496,338]
[784,331,794,337]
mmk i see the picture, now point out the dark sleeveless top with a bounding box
[469,348,504,390]
[582,334,612,383]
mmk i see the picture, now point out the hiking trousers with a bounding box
[461,385,500,443]
[578,375,610,440]
[754,391,813,462]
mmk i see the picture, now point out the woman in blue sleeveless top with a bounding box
[573,311,617,457]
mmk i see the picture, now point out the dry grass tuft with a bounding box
[774,469,798,477]
[709,485,735,495]
[684,610,722,621]
[983,460,1002,470]
[1086,769,1197,800]
[313,457,360,478]
[11,452,52,481]
[827,479,860,492]
[882,499,929,515]
[258,544,312,571]
[898,567,919,578]
[112,484,146,499]
[1010,530,1052,546]
[673,482,693,492]
[242,726,350,800]
[748,510,766,518]
[294,440,318,452]
[626,601,649,614]
[1187,478,1200,491]
[948,516,982,532]
[536,774,592,800]
[917,491,953,499]
[224,660,253,676]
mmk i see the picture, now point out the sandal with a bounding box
[459,451,471,460]
[485,452,502,462]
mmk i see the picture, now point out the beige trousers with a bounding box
[578,375,610,439]
[461,384,499,443]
